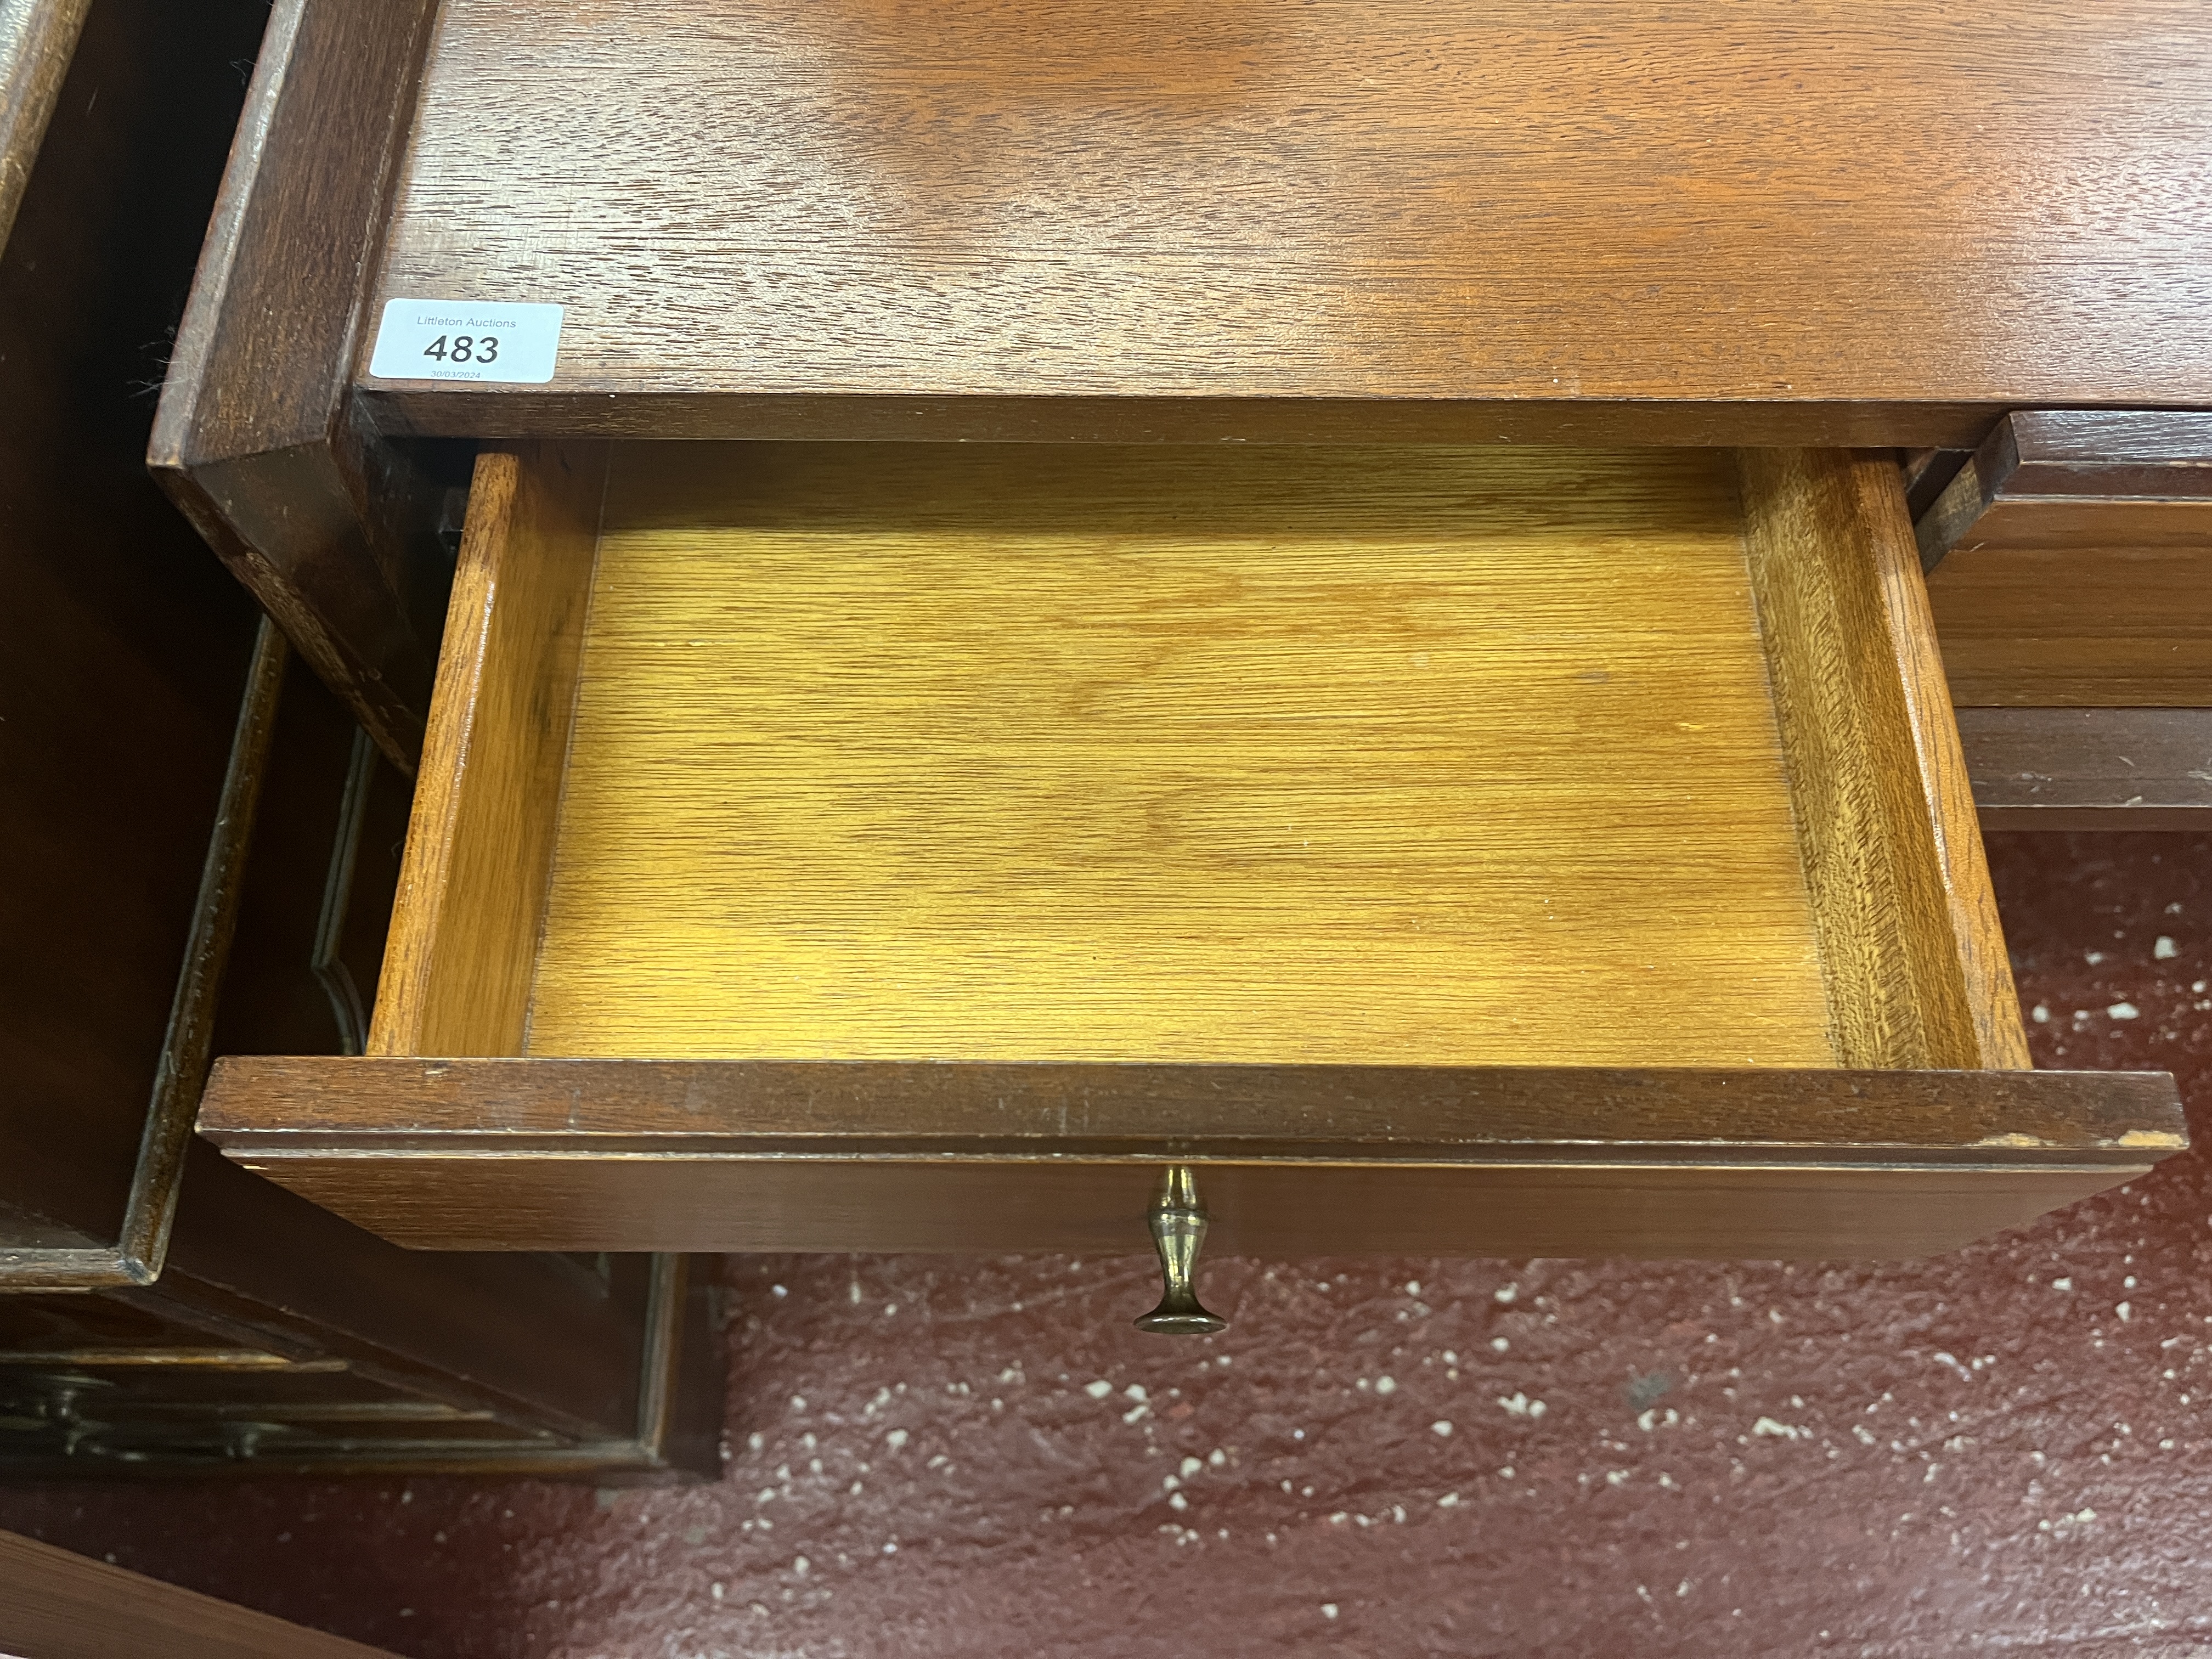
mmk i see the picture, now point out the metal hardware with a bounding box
[1134,1166,1226,1336]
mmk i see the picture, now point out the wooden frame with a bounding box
[1961,708,2212,831]
[0,0,91,249]
[1918,411,2212,572]
[1917,411,2212,709]
[1739,449,2026,1071]
[153,2,2212,762]
[193,443,2185,1259]
[0,0,721,1481]
[2,630,721,1477]
[206,1058,2179,1259]
[148,0,449,772]
[153,4,2203,1265]
[379,447,2026,1075]
[1,623,283,1289]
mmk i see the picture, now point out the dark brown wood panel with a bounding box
[0,1528,394,1658]
[1952,410,2212,503]
[149,0,449,771]
[369,391,2016,450]
[1900,448,1971,520]
[198,1157,2145,1262]
[1919,410,2212,568]
[362,2,2212,441]
[0,0,91,246]
[1961,707,2212,830]
[1918,411,2212,704]
[0,0,721,1482]
[196,1058,2184,1257]
[1928,545,2212,707]
[0,0,267,1252]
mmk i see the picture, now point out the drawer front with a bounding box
[204,1057,2178,1260]
[194,443,2186,1262]
[1921,410,2212,707]
[1959,707,2212,832]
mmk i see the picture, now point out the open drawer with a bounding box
[196,442,2184,1263]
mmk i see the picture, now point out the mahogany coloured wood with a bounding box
[1923,413,2212,540]
[1960,708,2212,831]
[0,1528,394,1659]
[0,0,719,1481]
[160,4,2212,758]
[0,0,265,1255]
[363,1,2212,443]
[149,0,450,772]
[1899,448,1971,521]
[1919,412,2212,706]
[191,442,2181,1259]
[195,1058,2186,1257]
[1931,547,2212,707]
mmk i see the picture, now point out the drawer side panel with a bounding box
[1739,449,2029,1070]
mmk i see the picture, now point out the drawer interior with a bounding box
[369,441,2018,1076]
[206,437,2198,1261]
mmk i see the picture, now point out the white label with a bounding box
[367,298,564,384]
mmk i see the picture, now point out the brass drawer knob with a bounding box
[1134,1165,1226,1336]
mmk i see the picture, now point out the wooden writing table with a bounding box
[155,0,2202,1284]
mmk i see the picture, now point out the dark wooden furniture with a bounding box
[161,1,2198,1271]
[1920,413,2212,831]
[193,441,2185,1261]
[1920,413,2212,708]
[1960,709,2212,833]
[0,1,88,247]
[0,0,717,1477]
[0,1529,394,1659]
[152,0,2212,775]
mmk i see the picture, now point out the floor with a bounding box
[3,831,2208,1658]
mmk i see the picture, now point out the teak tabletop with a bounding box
[362,0,2212,444]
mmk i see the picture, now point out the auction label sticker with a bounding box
[367,298,565,383]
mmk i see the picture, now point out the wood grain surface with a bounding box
[1857,459,2032,1071]
[524,443,1834,1068]
[0,0,89,249]
[1960,707,2212,830]
[1921,413,2212,554]
[195,1057,2186,1257]
[369,443,606,1057]
[1916,413,2212,706]
[1937,498,2212,552]
[150,0,449,770]
[1900,448,1972,521]
[363,1,2212,441]
[181,1154,2157,1260]
[370,393,2021,450]
[1993,410,2212,488]
[1929,546,2212,707]
[0,1527,394,1658]
[1737,451,2025,1070]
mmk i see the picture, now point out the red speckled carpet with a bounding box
[4,832,2209,1657]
